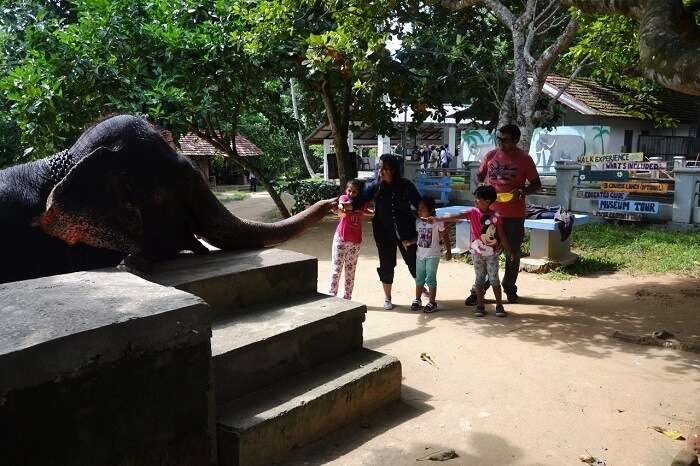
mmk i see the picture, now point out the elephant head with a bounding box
[38,119,336,261]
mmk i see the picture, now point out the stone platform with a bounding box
[0,271,212,466]
[1,249,401,466]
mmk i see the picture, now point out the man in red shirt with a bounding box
[465,124,542,305]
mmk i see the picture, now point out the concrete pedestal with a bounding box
[672,167,700,224]
[555,162,582,211]
[0,271,212,466]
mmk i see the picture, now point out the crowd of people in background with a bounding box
[394,143,453,169]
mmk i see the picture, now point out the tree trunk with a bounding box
[289,78,316,177]
[319,77,357,188]
[561,0,700,95]
[197,129,292,218]
[226,153,292,219]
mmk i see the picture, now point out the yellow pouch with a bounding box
[496,192,514,203]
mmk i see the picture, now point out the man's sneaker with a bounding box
[383,300,394,310]
[506,293,518,304]
[423,302,439,314]
[411,299,422,311]
[464,293,478,306]
[495,304,507,317]
[474,306,486,317]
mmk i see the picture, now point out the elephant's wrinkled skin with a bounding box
[0,115,335,284]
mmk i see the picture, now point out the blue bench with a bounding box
[416,175,451,205]
[436,206,591,267]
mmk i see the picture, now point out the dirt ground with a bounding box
[228,196,700,466]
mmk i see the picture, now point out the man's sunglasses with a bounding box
[496,136,514,143]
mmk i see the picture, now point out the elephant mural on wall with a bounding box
[0,115,336,284]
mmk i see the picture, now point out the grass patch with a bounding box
[213,188,250,203]
[547,223,700,279]
[451,222,700,279]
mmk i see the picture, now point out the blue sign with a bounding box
[598,199,659,214]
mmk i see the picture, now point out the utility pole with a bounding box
[290,78,315,177]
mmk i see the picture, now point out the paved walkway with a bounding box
[223,191,283,222]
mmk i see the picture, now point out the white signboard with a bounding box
[598,199,660,214]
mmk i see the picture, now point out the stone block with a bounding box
[217,349,401,466]
[0,271,212,466]
[212,294,366,404]
[145,249,318,318]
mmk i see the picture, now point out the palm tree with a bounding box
[463,130,485,148]
[462,130,486,161]
[592,126,610,153]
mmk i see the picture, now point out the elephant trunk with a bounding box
[191,177,335,250]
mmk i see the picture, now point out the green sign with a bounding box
[578,170,629,182]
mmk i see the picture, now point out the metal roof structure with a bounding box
[305,104,472,145]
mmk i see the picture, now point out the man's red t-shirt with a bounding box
[478,148,539,218]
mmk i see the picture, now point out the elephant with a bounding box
[0,114,336,284]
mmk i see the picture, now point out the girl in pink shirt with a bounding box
[329,179,372,299]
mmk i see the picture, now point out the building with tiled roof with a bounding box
[178,133,262,184]
[536,75,700,165]
[542,75,700,123]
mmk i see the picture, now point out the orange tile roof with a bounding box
[178,132,262,159]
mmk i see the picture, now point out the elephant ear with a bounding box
[39,145,144,254]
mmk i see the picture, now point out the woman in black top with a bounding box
[355,154,421,309]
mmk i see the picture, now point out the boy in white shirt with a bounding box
[404,196,449,313]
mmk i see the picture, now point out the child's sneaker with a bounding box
[474,306,486,317]
[423,302,439,313]
[410,299,422,311]
[383,300,394,310]
[495,304,507,317]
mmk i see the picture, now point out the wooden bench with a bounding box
[436,206,591,271]
[415,175,451,205]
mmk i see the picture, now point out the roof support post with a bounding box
[448,125,457,168]
[377,134,391,157]
[323,138,332,180]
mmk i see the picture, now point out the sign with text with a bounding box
[601,161,666,171]
[598,199,659,214]
[579,170,629,182]
[577,152,644,164]
[577,190,629,200]
[600,182,669,194]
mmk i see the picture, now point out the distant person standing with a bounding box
[429,145,440,168]
[421,144,431,169]
[464,124,542,305]
[440,145,451,169]
[248,171,257,192]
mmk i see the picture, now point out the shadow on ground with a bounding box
[284,385,434,465]
[369,278,700,378]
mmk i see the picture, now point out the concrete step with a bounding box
[144,249,317,318]
[216,349,401,466]
[212,293,365,404]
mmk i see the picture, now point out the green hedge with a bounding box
[275,177,341,215]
